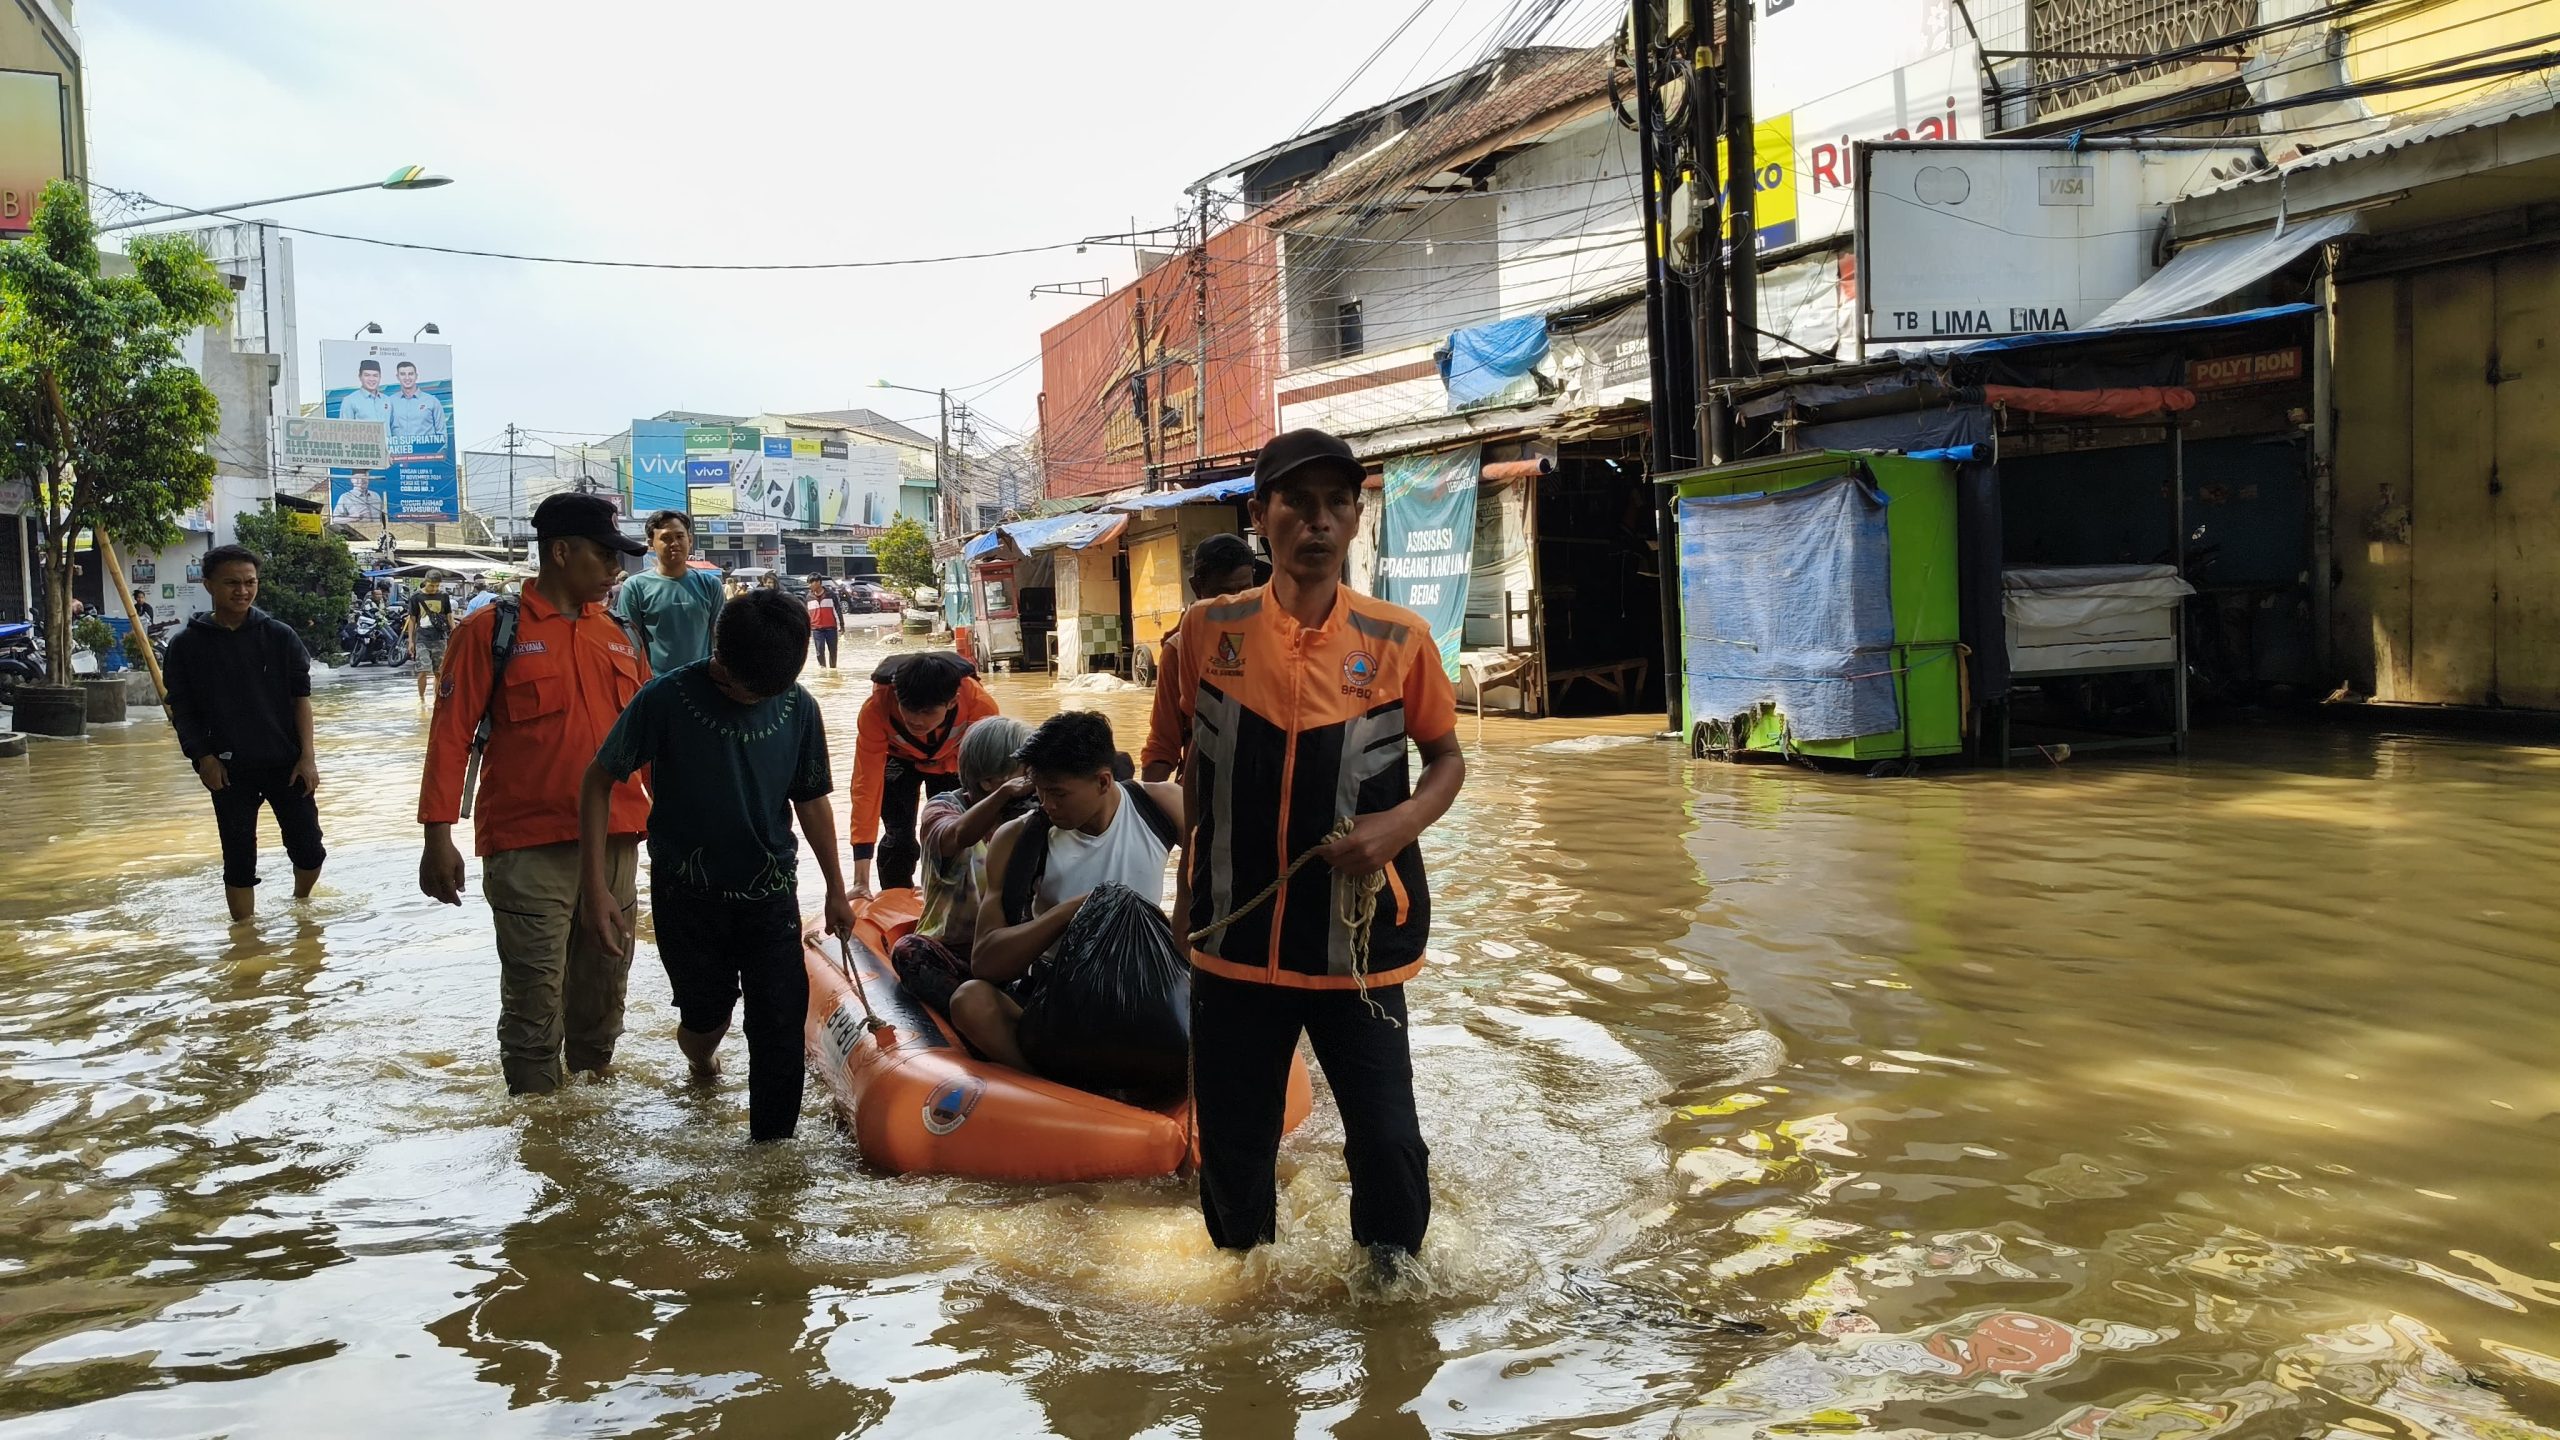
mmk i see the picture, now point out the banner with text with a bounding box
[629,421,688,514]
[321,339,457,523]
[1379,447,1481,681]
[278,414,390,472]
[682,425,770,537]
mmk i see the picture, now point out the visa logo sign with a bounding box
[2038,165,2096,207]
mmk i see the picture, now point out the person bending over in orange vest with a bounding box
[848,650,999,896]
[1171,428,1466,1278]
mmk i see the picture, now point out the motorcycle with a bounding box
[343,603,404,667]
[0,622,40,701]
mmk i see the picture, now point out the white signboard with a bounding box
[277,414,390,471]
[847,444,900,528]
[1753,0,1985,248]
[1856,143,2246,346]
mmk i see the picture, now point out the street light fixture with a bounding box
[101,165,456,232]
[413,323,441,341]
[354,322,383,338]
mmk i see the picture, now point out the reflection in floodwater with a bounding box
[3,640,2558,1436]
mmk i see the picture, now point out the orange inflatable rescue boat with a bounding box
[802,889,1313,1181]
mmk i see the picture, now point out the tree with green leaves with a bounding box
[0,180,231,685]
[231,508,358,658]
[873,513,936,597]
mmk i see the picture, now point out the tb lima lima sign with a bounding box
[1856,143,2250,348]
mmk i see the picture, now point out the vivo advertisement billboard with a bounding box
[321,339,458,524]
[629,420,688,515]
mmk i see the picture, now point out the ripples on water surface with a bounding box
[3,641,2557,1438]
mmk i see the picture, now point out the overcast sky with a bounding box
[82,0,1616,459]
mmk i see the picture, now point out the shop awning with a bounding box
[1954,302,2316,356]
[1111,476,1255,512]
[964,511,1129,561]
[2085,213,2359,329]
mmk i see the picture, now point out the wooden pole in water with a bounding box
[94,530,170,712]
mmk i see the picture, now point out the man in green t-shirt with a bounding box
[615,510,727,673]
[580,589,854,1141]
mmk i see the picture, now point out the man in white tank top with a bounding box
[954,712,1185,1076]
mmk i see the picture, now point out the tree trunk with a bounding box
[42,511,72,688]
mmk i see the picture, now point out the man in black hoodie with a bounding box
[166,544,326,922]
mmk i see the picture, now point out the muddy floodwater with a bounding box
[4,630,2558,1438]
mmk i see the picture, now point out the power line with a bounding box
[241,222,1087,272]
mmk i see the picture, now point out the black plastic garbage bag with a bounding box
[1017,882,1191,1104]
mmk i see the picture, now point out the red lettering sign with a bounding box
[2184,349,2303,391]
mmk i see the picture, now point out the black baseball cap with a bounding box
[532,493,647,555]
[1191,532,1257,577]
[1252,428,1365,497]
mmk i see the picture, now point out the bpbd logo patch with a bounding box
[1341,650,1378,691]
[920,1075,987,1136]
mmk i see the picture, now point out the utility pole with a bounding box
[504,423,521,553]
[1691,26,1731,463]
[1192,187,1211,475]
[936,390,952,536]
[1723,0,1761,381]
[1631,0,1699,733]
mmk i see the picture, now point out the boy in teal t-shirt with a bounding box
[616,510,728,673]
[580,589,855,1140]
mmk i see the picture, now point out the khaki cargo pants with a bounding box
[484,838,638,1095]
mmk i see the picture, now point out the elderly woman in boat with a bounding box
[887,714,1032,1020]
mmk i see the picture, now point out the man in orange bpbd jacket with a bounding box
[848,650,1000,897]
[1171,429,1465,1276]
[418,493,653,1095]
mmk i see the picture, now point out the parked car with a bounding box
[842,580,899,614]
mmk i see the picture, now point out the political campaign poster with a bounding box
[847,444,901,528]
[1378,447,1480,681]
[322,339,458,523]
[629,420,688,515]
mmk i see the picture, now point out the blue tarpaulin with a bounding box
[1112,475,1254,512]
[965,511,1127,561]
[1679,474,1900,742]
[1951,302,2315,356]
[1441,315,1549,410]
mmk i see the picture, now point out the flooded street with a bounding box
[5,632,2559,1438]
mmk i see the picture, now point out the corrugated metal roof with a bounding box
[1272,46,1614,222]
[2189,80,2560,198]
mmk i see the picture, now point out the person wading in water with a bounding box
[1171,428,1465,1275]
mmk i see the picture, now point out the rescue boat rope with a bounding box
[836,936,892,1037]
[1186,818,1398,1027]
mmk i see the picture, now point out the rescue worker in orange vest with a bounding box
[848,651,1001,896]
[418,493,652,1094]
[1170,429,1466,1274]
[1139,533,1266,784]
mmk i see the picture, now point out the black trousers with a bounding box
[209,764,327,890]
[875,758,958,892]
[1192,969,1429,1255]
[652,887,807,1141]
[811,628,838,668]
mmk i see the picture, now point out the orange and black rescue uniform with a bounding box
[849,652,1000,891]
[1172,582,1458,1254]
